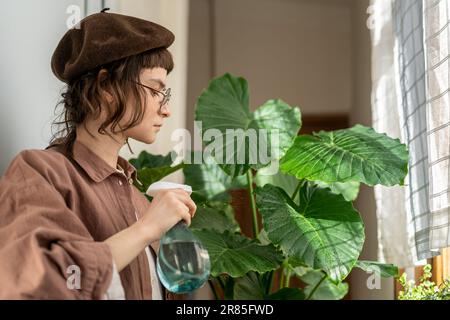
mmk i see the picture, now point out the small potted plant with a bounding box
[398,265,450,300]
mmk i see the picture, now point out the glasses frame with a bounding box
[133,81,171,110]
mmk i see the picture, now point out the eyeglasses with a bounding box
[133,81,171,110]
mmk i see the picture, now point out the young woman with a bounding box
[0,10,209,299]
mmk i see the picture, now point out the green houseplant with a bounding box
[130,73,407,300]
[398,264,450,300]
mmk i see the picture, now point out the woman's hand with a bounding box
[104,188,196,272]
[138,188,197,243]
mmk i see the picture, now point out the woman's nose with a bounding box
[160,103,171,117]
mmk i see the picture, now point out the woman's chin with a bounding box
[144,136,156,144]
[132,134,156,144]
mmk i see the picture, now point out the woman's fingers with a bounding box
[156,188,196,219]
[178,203,192,225]
[171,189,197,217]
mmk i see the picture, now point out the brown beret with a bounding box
[51,9,175,83]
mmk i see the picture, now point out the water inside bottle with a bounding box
[157,239,210,294]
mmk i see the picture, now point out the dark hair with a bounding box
[50,47,174,158]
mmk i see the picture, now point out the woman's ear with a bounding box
[97,68,109,83]
[97,69,114,103]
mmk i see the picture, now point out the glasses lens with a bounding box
[161,88,171,107]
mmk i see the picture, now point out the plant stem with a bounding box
[279,268,285,290]
[246,170,259,238]
[279,259,291,289]
[266,270,275,295]
[209,280,220,300]
[291,179,304,201]
[217,276,226,292]
[284,268,292,288]
[305,272,327,300]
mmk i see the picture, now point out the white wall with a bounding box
[187,0,353,115]
[0,0,84,174]
[216,0,353,113]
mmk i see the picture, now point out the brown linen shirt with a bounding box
[0,139,175,299]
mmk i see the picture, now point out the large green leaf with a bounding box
[129,150,176,169]
[267,288,305,300]
[257,229,272,246]
[195,73,301,177]
[355,260,399,278]
[183,151,247,200]
[233,272,305,300]
[192,229,284,277]
[136,164,184,192]
[233,272,266,300]
[255,166,299,197]
[280,125,408,186]
[256,184,365,282]
[252,99,302,167]
[129,150,184,191]
[255,169,360,203]
[190,206,240,233]
[314,180,360,202]
[300,269,348,300]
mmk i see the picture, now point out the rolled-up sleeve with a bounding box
[0,152,114,299]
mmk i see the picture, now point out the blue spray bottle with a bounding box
[146,182,211,294]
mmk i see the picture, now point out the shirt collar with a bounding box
[71,139,139,183]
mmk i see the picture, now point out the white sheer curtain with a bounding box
[393,0,437,262]
[371,0,417,266]
[424,0,450,252]
[372,0,450,267]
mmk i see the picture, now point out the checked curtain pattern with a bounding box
[371,0,450,266]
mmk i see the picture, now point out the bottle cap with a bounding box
[146,181,192,197]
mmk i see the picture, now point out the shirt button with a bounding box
[118,180,123,186]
